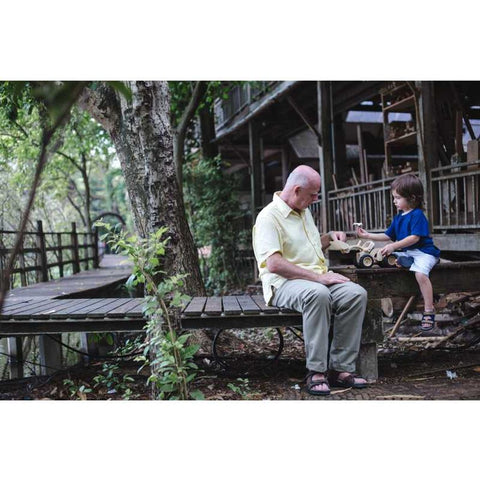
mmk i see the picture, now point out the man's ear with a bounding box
[293,185,301,195]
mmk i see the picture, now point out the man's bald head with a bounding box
[280,165,321,211]
[284,165,321,190]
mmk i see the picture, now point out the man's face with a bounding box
[293,181,320,210]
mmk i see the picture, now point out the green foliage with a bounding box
[227,377,258,400]
[62,379,93,400]
[0,86,131,232]
[184,153,243,294]
[96,221,203,400]
[93,363,135,400]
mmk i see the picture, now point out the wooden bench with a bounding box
[180,261,480,380]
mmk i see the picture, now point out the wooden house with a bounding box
[212,81,480,261]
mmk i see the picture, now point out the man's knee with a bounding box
[303,285,331,306]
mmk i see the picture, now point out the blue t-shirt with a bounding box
[385,208,440,257]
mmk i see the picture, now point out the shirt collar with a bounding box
[273,191,302,218]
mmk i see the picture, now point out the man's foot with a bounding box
[328,370,368,389]
[304,371,330,396]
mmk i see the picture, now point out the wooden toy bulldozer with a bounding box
[328,239,397,268]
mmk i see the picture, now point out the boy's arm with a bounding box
[356,227,390,242]
[380,235,420,255]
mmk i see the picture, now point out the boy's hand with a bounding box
[356,227,369,239]
[380,243,396,256]
[329,231,347,242]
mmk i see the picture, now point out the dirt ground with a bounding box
[1,338,479,401]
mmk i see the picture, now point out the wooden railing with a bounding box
[214,82,279,130]
[323,177,398,233]
[0,221,99,289]
[431,161,480,231]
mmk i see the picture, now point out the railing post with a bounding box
[36,220,48,282]
[93,228,99,269]
[57,233,64,277]
[71,222,80,274]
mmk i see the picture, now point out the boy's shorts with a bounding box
[394,249,439,276]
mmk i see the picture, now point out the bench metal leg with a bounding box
[212,328,285,369]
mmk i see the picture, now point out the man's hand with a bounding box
[329,231,347,242]
[380,243,396,256]
[317,271,350,285]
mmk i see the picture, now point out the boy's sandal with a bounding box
[304,371,330,396]
[328,370,368,389]
[420,311,436,331]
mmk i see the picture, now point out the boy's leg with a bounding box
[415,272,434,311]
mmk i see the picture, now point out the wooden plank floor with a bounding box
[0,255,144,334]
[5,254,133,299]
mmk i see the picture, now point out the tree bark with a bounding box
[79,81,205,295]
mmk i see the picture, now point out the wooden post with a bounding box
[357,125,366,184]
[317,81,334,232]
[93,228,99,269]
[18,253,27,287]
[7,337,24,379]
[281,145,289,186]
[57,233,64,277]
[415,81,437,227]
[71,222,80,274]
[38,334,62,376]
[36,220,48,282]
[83,233,89,271]
[248,120,263,224]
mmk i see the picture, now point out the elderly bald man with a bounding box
[253,165,368,395]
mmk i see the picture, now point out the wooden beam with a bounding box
[286,96,322,144]
[415,81,437,225]
[7,337,23,379]
[248,120,263,223]
[317,81,334,232]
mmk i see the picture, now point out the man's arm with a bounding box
[266,253,350,286]
[320,230,347,251]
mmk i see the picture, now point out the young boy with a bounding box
[356,173,440,331]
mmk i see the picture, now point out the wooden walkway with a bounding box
[1,255,144,335]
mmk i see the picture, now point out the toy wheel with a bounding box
[356,254,374,268]
[380,254,397,268]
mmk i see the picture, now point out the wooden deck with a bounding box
[1,255,144,334]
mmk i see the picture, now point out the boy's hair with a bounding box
[391,173,424,209]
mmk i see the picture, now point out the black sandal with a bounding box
[328,370,368,389]
[304,371,330,396]
[420,311,436,331]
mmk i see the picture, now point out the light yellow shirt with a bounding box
[252,192,328,305]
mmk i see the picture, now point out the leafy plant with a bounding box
[93,363,135,399]
[227,377,257,400]
[96,221,203,400]
[62,378,92,400]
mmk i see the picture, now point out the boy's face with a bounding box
[392,189,410,212]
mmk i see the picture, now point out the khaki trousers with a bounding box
[272,279,367,373]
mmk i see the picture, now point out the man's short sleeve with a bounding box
[252,214,283,269]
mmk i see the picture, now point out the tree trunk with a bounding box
[78,81,205,295]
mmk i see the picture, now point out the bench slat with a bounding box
[183,297,207,316]
[237,296,261,314]
[106,298,144,317]
[251,295,279,314]
[2,298,64,319]
[48,298,101,317]
[204,297,222,316]
[0,298,50,315]
[222,296,242,315]
[86,298,135,318]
